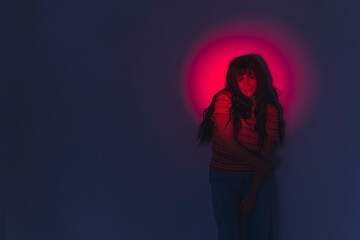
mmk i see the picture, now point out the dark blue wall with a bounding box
[2,0,360,239]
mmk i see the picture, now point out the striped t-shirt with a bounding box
[210,90,280,173]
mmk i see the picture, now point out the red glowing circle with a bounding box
[181,17,319,135]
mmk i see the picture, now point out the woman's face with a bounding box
[236,68,257,98]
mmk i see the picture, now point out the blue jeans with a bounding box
[209,168,273,240]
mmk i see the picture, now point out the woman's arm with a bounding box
[247,136,275,198]
[214,114,271,174]
[239,136,276,216]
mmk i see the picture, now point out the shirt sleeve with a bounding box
[211,92,232,121]
[265,104,280,141]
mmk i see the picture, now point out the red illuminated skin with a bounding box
[236,69,257,99]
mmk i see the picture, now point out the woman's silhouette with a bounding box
[197,54,285,240]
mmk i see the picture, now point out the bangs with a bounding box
[237,67,254,76]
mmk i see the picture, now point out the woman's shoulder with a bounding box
[212,90,232,115]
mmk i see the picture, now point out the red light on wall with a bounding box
[181,17,319,136]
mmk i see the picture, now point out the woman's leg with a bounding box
[210,180,244,240]
[209,169,252,240]
[244,175,273,240]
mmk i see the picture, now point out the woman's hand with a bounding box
[239,194,257,216]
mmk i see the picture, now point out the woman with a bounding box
[197,54,285,240]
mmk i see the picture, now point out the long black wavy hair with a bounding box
[196,54,285,149]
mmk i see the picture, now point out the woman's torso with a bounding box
[210,91,261,174]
